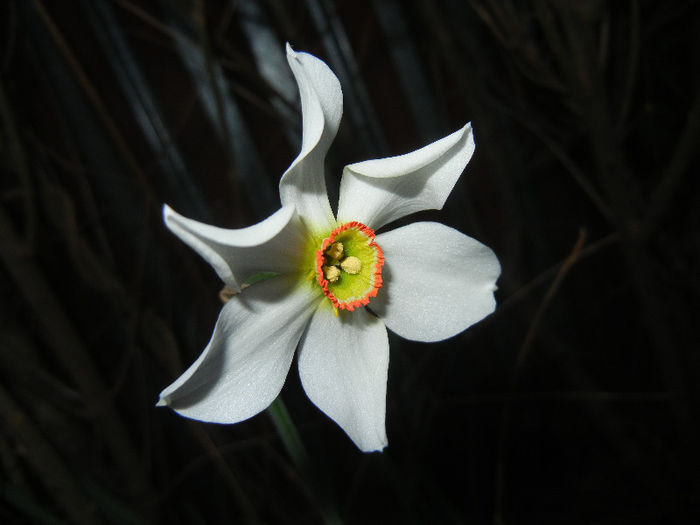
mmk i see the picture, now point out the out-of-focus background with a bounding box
[1,1,699,523]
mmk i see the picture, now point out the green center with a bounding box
[323,228,376,303]
[313,221,384,312]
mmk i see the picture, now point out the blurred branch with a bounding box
[184,424,262,525]
[617,0,640,125]
[83,0,209,216]
[645,91,700,233]
[0,82,36,250]
[0,383,99,525]
[304,0,388,155]
[31,0,153,199]
[0,206,147,496]
[510,105,616,225]
[160,0,278,220]
[518,228,587,366]
[494,228,586,525]
[496,230,618,316]
[0,0,18,74]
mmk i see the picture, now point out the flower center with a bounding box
[315,222,384,312]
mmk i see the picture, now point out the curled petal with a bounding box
[337,124,475,230]
[163,204,306,292]
[157,276,321,423]
[279,44,341,232]
[298,305,389,452]
[373,222,500,342]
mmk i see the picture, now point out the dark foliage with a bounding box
[1,1,698,523]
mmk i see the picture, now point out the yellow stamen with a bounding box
[340,256,362,275]
[325,242,344,261]
[323,265,341,283]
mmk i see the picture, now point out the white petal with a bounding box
[298,306,389,452]
[372,222,500,342]
[337,124,475,230]
[157,276,321,423]
[163,204,307,292]
[279,44,341,232]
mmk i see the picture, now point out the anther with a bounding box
[323,265,341,283]
[325,242,344,261]
[340,256,362,274]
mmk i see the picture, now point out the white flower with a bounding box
[157,44,501,452]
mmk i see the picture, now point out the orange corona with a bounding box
[314,222,384,312]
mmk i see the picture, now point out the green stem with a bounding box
[267,398,343,525]
[267,397,309,468]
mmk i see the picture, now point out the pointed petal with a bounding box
[298,306,389,452]
[337,124,475,230]
[163,204,307,292]
[279,44,341,232]
[157,276,321,423]
[373,222,500,342]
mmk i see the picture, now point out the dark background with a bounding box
[1,1,699,523]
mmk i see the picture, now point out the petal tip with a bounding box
[358,436,388,453]
[156,396,169,407]
[285,42,296,59]
[162,203,178,231]
[366,441,388,453]
[457,121,474,145]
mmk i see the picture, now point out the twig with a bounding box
[494,228,587,525]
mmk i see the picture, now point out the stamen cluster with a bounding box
[315,222,384,312]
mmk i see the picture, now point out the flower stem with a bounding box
[267,398,343,525]
[267,397,308,467]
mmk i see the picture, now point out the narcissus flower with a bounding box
[157,45,501,452]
